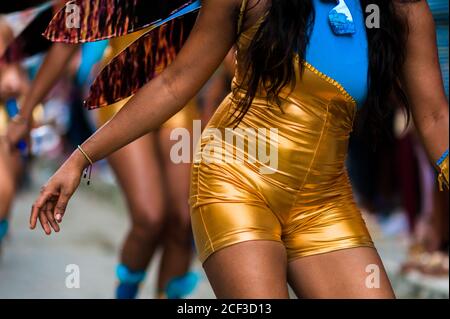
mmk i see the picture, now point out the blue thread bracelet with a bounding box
[437,150,449,166]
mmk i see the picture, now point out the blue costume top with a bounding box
[306,0,369,108]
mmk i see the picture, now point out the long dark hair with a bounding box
[232,0,417,143]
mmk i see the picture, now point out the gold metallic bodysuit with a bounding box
[190,1,374,263]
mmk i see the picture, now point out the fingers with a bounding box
[54,188,72,223]
[38,204,52,235]
[45,200,60,233]
[30,167,80,234]
[30,186,56,231]
[30,204,39,230]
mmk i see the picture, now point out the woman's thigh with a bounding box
[204,240,290,299]
[287,247,395,299]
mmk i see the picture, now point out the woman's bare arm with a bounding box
[398,1,449,164]
[31,0,242,232]
[75,0,240,164]
[6,43,79,145]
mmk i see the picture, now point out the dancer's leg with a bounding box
[0,140,21,244]
[0,141,16,219]
[107,133,166,298]
[287,247,395,299]
[156,127,194,298]
[203,240,289,298]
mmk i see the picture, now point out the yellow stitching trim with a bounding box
[297,56,357,106]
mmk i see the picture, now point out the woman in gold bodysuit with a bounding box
[31,0,448,298]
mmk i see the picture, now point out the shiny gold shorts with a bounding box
[190,66,374,263]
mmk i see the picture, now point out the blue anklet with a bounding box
[115,264,146,299]
[0,220,9,242]
[165,272,200,299]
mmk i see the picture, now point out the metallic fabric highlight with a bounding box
[190,17,374,263]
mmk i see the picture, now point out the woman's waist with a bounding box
[213,88,356,136]
[198,95,352,184]
[231,59,357,128]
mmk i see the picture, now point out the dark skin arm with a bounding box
[398,1,449,165]
[30,0,241,234]
[6,43,79,148]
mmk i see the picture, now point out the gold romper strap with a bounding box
[237,0,249,35]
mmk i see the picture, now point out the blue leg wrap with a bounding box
[115,264,146,299]
[0,220,9,242]
[165,272,200,299]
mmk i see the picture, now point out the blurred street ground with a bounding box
[0,159,448,299]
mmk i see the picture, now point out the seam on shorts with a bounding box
[287,243,376,263]
[287,96,335,217]
[198,206,215,253]
[297,99,332,191]
[197,98,270,209]
[195,106,222,212]
[196,97,230,174]
[299,101,331,191]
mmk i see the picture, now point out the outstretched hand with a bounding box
[30,152,86,235]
